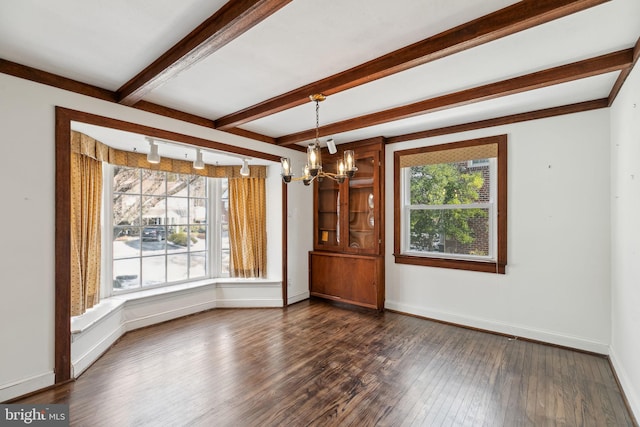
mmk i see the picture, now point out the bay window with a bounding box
[108,165,230,293]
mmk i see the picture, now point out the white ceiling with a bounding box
[1,0,639,158]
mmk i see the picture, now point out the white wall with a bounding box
[385,109,612,353]
[285,179,314,304]
[0,73,312,401]
[610,62,640,421]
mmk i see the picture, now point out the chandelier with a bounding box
[280,94,357,185]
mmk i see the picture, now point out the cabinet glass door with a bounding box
[347,151,378,254]
[315,162,341,249]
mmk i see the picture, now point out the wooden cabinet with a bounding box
[310,138,385,310]
[309,252,383,309]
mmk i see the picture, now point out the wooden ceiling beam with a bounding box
[0,57,278,145]
[0,58,117,102]
[608,37,640,106]
[276,48,633,146]
[215,0,609,130]
[117,0,293,106]
[386,99,609,144]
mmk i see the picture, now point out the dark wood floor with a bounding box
[16,299,634,426]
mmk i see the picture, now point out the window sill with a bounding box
[71,298,125,334]
[394,253,506,274]
[113,277,279,300]
[71,278,280,334]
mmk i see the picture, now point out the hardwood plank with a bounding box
[13,300,635,426]
[502,338,529,427]
[446,333,497,425]
[215,0,609,129]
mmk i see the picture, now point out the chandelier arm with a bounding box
[280,94,356,186]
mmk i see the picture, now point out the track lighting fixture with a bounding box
[143,136,252,172]
[147,138,160,164]
[326,138,337,154]
[240,158,250,177]
[193,148,205,170]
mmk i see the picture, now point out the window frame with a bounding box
[393,134,507,274]
[104,164,231,296]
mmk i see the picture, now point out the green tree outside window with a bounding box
[409,162,487,253]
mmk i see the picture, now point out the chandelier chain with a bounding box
[315,99,320,144]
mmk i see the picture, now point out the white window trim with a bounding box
[400,158,497,262]
[103,165,230,297]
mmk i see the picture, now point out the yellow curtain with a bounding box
[228,177,267,278]
[70,152,103,316]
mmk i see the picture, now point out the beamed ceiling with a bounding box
[1,0,639,155]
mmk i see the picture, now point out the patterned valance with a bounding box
[399,143,497,168]
[71,131,267,179]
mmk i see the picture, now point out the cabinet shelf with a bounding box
[349,183,374,189]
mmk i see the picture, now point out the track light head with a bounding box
[326,138,337,154]
[240,158,250,177]
[193,148,205,170]
[147,139,160,164]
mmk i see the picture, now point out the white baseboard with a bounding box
[0,372,55,403]
[215,298,282,308]
[385,300,609,354]
[287,291,310,305]
[72,323,126,378]
[609,346,640,423]
[124,299,218,331]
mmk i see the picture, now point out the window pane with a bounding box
[109,165,213,292]
[142,256,166,286]
[167,253,188,282]
[219,179,230,277]
[113,258,140,290]
[191,198,207,224]
[189,251,207,279]
[113,166,140,194]
[166,173,188,197]
[409,163,486,206]
[141,225,166,255]
[113,226,141,258]
[190,226,207,252]
[167,197,188,225]
[167,226,189,254]
[190,176,206,198]
[409,208,490,256]
[141,170,166,195]
[113,194,141,226]
[143,196,166,225]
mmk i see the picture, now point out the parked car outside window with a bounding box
[142,226,166,242]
